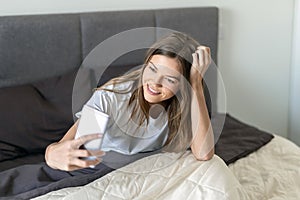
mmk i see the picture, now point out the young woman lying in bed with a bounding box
[45,32,214,172]
[0,32,215,195]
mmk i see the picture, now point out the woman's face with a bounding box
[142,55,182,104]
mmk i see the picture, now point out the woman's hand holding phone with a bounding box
[45,134,106,171]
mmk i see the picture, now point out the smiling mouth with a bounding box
[147,84,161,95]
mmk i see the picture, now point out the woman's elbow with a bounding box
[192,148,215,161]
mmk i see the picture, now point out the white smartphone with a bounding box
[75,105,109,150]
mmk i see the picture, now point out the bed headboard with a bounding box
[0,7,219,109]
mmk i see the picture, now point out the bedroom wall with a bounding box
[289,0,300,146]
[0,0,296,140]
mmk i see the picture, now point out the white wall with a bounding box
[289,0,300,145]
[0,0,296,139]
[214,1,294,138]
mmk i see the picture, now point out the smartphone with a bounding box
[75,105,109,150]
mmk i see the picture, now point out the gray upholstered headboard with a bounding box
[0,7,218,108]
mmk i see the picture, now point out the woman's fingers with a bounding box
[72,133,103,149]
[196,46,211,67]
[203,46,211,67]
[190,46,211,85]
[46,134,105,171]
[68,158,102,171]
[72,149,106,158]
[67,150,105,170]
[192,46,211,74]
[196,49,204,67]
[192,52,199,68]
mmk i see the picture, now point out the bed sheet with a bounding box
[229,135,300,199]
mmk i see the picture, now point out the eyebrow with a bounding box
[149,61,180,81]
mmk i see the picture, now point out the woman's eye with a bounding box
[166,78,176,84]
[149,66,157,72]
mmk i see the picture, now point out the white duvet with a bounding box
[34,135,300,200]
[229,135,300,200]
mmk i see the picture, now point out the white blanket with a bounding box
[34,153,248,200]
[229,135,300,200]
[35,135,300,200]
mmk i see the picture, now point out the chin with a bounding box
[144,96,159,104]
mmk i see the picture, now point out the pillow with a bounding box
[214,113,274,165]
[0,68,79,161]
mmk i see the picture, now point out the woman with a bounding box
[45,32,214,171]
[0,32,214,197]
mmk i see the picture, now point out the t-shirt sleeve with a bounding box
[75,90,112,119]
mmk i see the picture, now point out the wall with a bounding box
[289,0,300,145]
[0,0,296,140]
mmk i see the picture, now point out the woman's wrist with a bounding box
[45,142,57,166]
[191,80,204,94]
[190,73,203,89]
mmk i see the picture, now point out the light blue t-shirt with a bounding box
[76,81,169,156]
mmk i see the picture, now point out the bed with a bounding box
[0,7,299,200]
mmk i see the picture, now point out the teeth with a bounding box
[148,85,160,94]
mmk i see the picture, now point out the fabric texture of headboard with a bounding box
[0,7,218,106]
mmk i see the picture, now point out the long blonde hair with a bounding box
[95,32,200,152]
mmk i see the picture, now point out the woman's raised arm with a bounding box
[189,46,215,160]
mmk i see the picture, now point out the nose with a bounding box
[153,75,164,86]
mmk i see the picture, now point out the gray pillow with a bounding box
[214,113,274,165]
[0,68,78,161]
